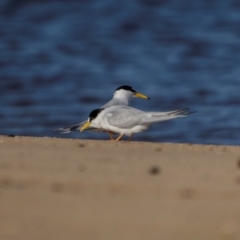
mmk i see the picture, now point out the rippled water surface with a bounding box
[1,0,240,144]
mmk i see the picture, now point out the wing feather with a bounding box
[141,108,195,124]
[106,106,146,128]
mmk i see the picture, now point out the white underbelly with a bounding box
[105,124,148,136]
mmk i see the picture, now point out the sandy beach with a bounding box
[0,135,240,240]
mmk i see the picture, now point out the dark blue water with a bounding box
[1,0,240,145]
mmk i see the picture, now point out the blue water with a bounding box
[1,0,240,145]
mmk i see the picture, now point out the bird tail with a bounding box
[54,121,86,134]
[142,108,196,124]
[164,108,196,116]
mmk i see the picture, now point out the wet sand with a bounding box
[0,135,240,240]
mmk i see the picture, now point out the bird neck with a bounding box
[113,92,133,105]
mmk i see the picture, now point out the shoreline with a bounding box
[0,135,240,240]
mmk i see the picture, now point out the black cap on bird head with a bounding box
[114,85,136,93]
[80,108,104,132]
[88,108,104,122]
[114,85,150,99]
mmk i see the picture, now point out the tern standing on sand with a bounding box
[80,105,195,141]
[58,85,150,139]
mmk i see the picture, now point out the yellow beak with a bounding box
[80,122,91,132]
[134,92,150,99]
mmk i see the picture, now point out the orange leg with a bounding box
[108,132,116,140]
[108,132,113,140]
[115,134,124,142]
[127,134,133,142]
[108,131,119,141]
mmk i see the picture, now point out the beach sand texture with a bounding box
[0,135,240,240]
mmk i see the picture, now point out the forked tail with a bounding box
[142,108,196,124]
[166,108,196,116]
[54,121,86,134]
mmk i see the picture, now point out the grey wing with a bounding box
[57,121,108,133]
[106,106,146,128]
[55,120,87,133]
[141,108,194,124]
